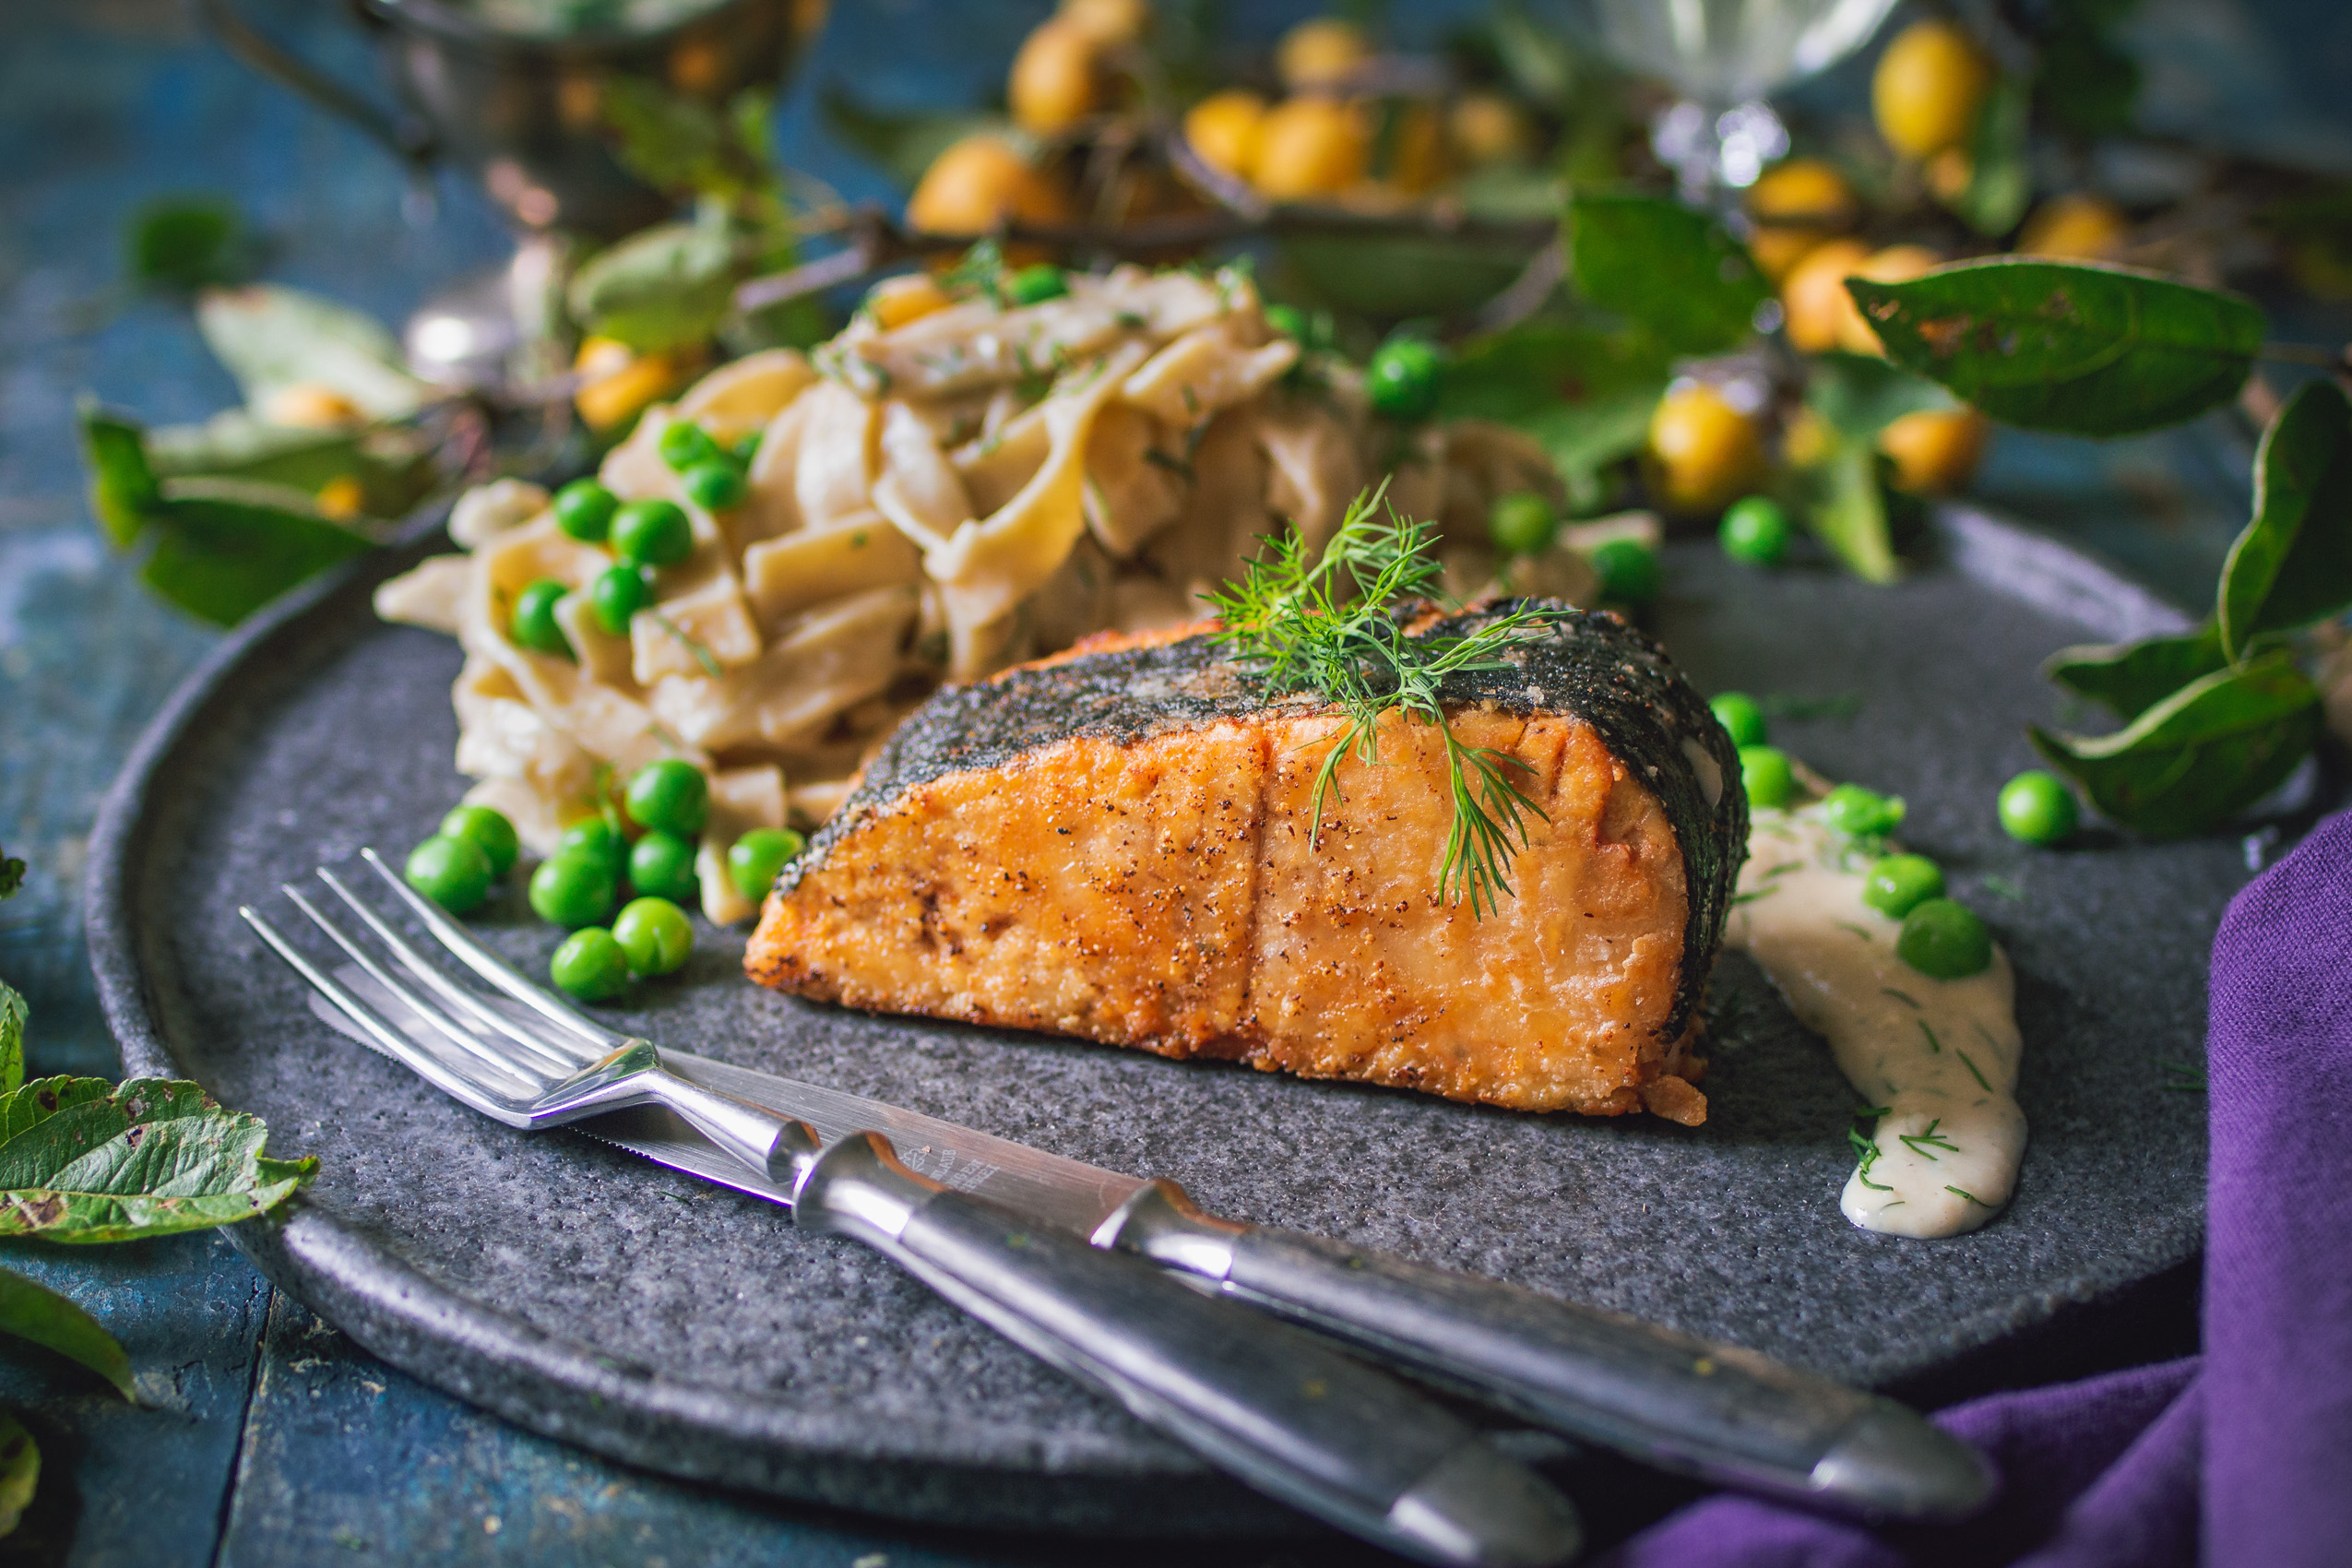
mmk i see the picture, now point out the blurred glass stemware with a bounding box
[1578,0,1900,208]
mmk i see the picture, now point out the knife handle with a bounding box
[1098,1182,1994,1524]
[794,1134,1581,1568]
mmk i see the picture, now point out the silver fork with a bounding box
[239,851,1585,1568]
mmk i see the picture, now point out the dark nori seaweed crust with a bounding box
[781,602,1750,1039]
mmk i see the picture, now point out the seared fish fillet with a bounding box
[746,603,1747,1123]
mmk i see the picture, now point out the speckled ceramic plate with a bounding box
[87,507,2249,1534]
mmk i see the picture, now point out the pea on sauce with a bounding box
[1728,805,2026,1240]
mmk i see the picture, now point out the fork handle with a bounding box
[1099,1182,1994,1523]
[643,1068,811,1185]
[795,1134,1581,1568]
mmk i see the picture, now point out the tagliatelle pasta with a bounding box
[377,260,1594,922]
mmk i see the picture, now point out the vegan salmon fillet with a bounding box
[744,602,1748,1123]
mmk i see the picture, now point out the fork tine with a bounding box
[360,847,620,1052]
[315,867,588,1073]
[240,905,531,1126]
[279,885,545,1101]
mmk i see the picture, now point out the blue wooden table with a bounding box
[2,0,2347,1561]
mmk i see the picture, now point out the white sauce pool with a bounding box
[1728,807,2026,1239]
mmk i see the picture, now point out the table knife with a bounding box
[480,1024,1991,1524]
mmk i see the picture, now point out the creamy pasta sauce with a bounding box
[1728,807,2025,1239]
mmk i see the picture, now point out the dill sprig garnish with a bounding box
[1208,485,1571,917]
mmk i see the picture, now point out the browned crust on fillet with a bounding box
[748,704,1709,1120]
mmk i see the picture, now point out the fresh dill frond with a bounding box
[1848,1105,1894,1190]
[1208,485,1570,917]
[1900,1119,1961,1159]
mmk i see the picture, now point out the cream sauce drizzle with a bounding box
[1728,807,2025,1239]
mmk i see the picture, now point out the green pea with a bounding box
[1488,492,1557,558]
[1006,264,1069,305]
[1591,539,1661,605]
[1823,783,1906,839]
[557,816,625,873]
[1265,303,1333,350]
[510,579,574,659]
[728,826,806,904]
[612,896,694,977]
[404,835,493,914]
[682,460,748,512]
[529,849,618,928]
[1719,495,1791,567]
[611,499,694,569]
[439,804,519,879]
[550,927,631,1002]
[1365,337,1445,422]
[628,829,699,902]
[658,421,722,473]
[1896,897,1992,980]
[625,759,708,837]
[552,478,619,543]
[1863,854,1945,919]
[1998,770,2079,846]
[731,429,764,466]
[1740,745,1796,809]
[1710,693,1767,749]
[589,564,652,638]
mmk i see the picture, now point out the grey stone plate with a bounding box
[86,507,2241,1535]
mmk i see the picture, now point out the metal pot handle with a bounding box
[188,0,436,172]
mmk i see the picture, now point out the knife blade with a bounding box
[310,991,1991,1524]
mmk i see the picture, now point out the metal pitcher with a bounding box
[194,0,831,242]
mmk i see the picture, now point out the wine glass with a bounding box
[1578,0,1901,206]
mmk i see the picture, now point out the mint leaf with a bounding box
[0,1411,34,1538]
[196,285,429,422]
[2031,650,2321,838]
[2044,624,2228,721]
[1846,258,2264,435]
[0,1267,133,1399]
[568,214,740,353]
[77,402,160,549]
[125,196,251,293]
[0,984,23,1097]
[1569,192,1769,357]
[1802,440,1898,584]
[2217,378,2352,659]
[0,1076,315,1244]
[1806,352,1955,439]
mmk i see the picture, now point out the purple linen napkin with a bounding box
[1605,807,2352,1567]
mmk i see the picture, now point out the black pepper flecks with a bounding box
[780,601,1749,1040]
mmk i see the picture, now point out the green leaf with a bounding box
[568,215,740,353]
[196,286,429,422]
[1802,440,1898,583]
[1278,233,1535,320]
[820,87,1001,193]
[1436,318,1671,422]
[2217,379,2352,659]
[1515,381,1668,511]
[0,983,24,1098]
[1485,1,1582,108]
[0,1076,315,1244]
[0,1267,133,1399]
[1568,192,1769,357]
[1805,352,1956,439]
[2036,12,2140,138]
[2044,624,2228,721]
[603,80,779,208]
[77,403,160,549]
[137,490,371,627]
[0,1410,36,1538]
[148,410,437,517]
[0,851,20,900]
[1948,77,2031,238]
[125,196,251,292]
[1845,258,2265,436]
[2031,650,2320,838]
